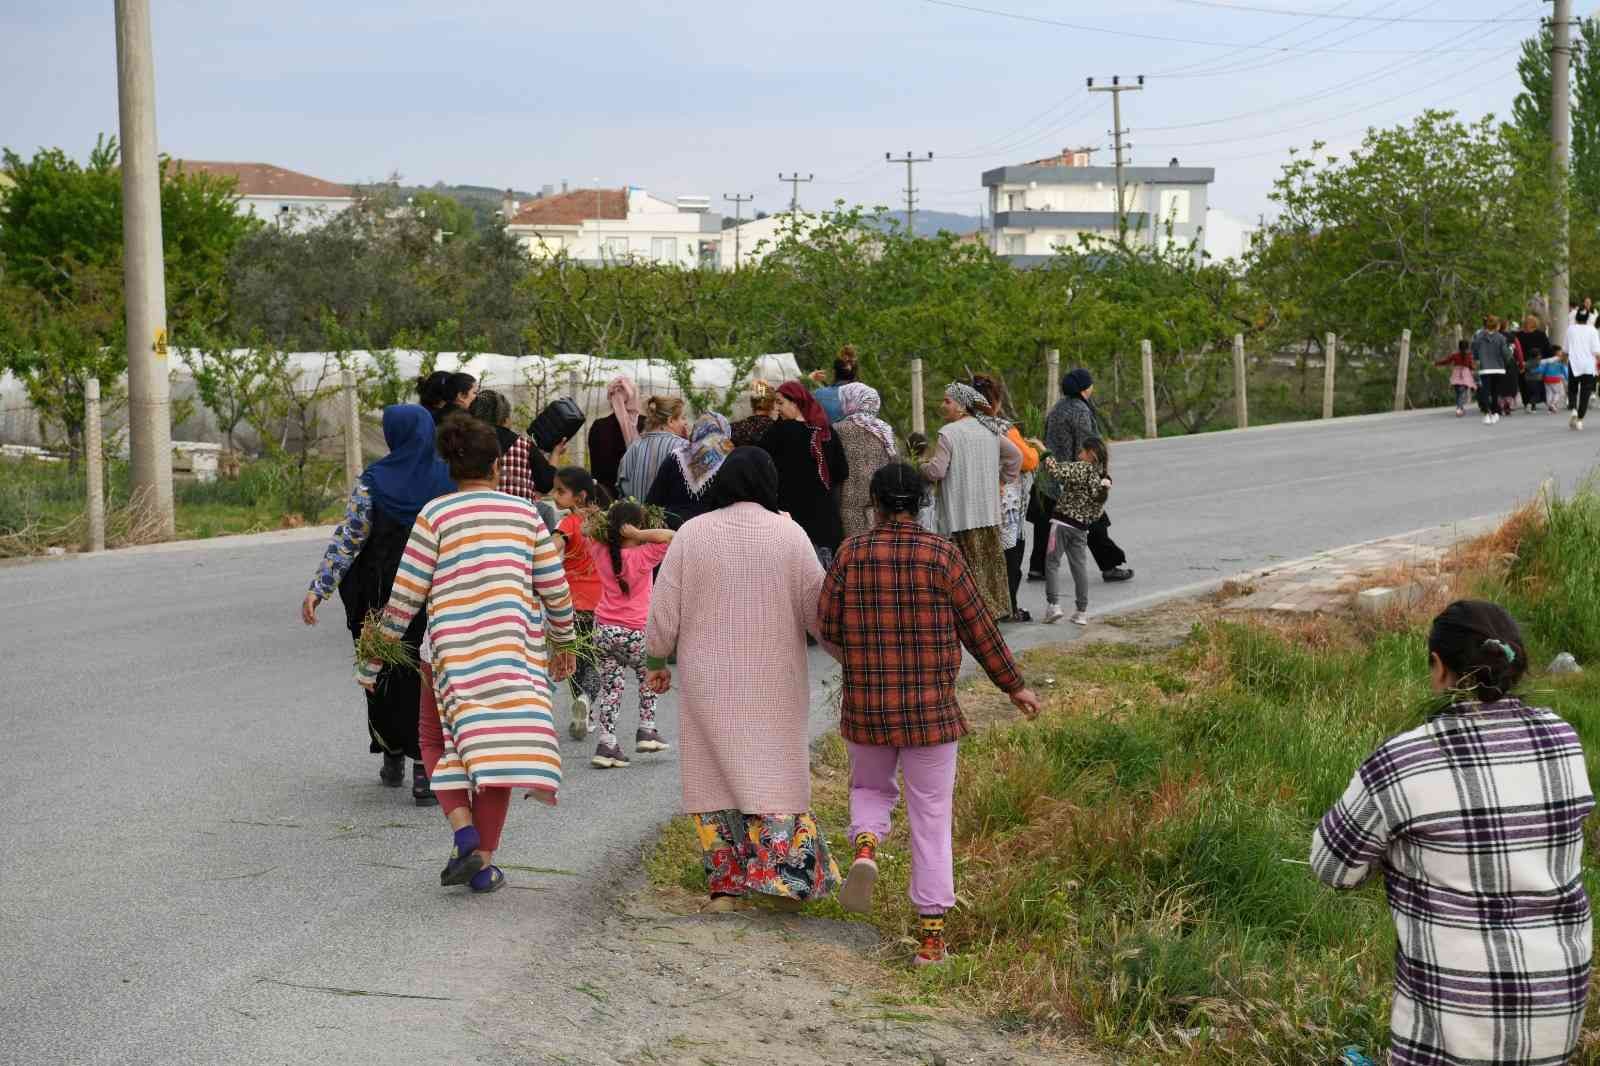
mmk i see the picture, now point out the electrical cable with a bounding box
[1172,0,1530,21]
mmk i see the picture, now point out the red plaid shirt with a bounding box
[820,518,1025,747]
[499,436,556,502]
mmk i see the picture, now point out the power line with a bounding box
[1155,0,1368,77]
[916,0,1506,53]
[1172,0,1529,20]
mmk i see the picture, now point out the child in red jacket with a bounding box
[1436,340,1476,417]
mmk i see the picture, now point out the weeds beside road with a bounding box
[651,492,1600,1064]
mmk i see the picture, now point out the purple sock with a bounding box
[453,825,480,855]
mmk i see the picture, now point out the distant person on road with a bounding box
[616,396,689,500]
[1541,348,1569,413]
[1514,314,1553,411]
[1040,437,1111,627]
[729,378,778,447]
[1470,316,1514,425]
[1435,340,1477,417]
[833,381,898,540]
[807,344,860,424]
[1566,311,1600,431]
[759,381,849,567]
[643,447,839,914]
[417,370,477,423]
[587,374,646,499]
[972,374,1039,623]
[822,462,1040,967]
[1311,600,1593,1066]
[359,414,577,895]
[1045,369,1135,584]
[303,404,455,804]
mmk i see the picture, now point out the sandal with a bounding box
[470,865,506,894]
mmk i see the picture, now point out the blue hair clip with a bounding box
[1483,639,1516,663]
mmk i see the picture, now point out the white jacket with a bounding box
[1568,323,1600,376]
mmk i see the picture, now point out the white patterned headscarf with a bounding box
[945,381,987,415]
[838,382,896,455]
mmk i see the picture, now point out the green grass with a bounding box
[646,490,1600,1063]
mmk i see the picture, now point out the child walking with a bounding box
[1312,600,1593,1066]
[1435,339,1477,416]
[359,415,577,895]
[1040,437,1111,626]
[585,500,675,768]
[549,466,609,741]
[1541,348,1569,413]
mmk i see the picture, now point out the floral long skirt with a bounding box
[692,810,840,902]
[952,525,1012,619]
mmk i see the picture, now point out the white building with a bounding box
[1201,206,1259,264]
[718,211,821,270]
[169,160,356,231]
[982,148,1216,266]
[505,187,724,268]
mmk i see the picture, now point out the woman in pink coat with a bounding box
[643,447,840,912]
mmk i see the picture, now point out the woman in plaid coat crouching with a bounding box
[820,461,1040,966]
[1313,601,1593,1066]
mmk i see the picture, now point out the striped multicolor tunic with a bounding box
[1312,699,1594,1066]
[359,490,575,798]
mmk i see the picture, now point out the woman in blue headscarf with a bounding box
[302,404,456,802]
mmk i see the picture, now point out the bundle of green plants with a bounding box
[353,608,418,674]
[581,499,668,543]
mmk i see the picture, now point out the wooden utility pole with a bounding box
[1552,0,1574,349]
[1140,339,1157,438]
[723,193,753,270]
[1088,75,1144,242]
[115,0,174,536]
[1394,329,1412,412]
[1322,332,1338,419]
[885,152,934,234]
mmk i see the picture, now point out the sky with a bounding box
[0,0,1550,224]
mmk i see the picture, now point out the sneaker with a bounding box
[840,833,879,914]
[1042,604,1065,624]
[1579,420,1586,432]
[591,742,631,769]
[1572,414,1581,431]
[569,693,590,740]
[635,727,671,753]
[1102,567,1135,582]
[913,914,948,967]
[1483,414,1494,425]
[379,752,404,787]
[1456,408,1465,417]
[1070,610,1090,626]
[412,760,438,807]
[1492,413,1500,424]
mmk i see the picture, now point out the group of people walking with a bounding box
[1455,307,1600,430]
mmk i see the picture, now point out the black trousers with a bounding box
[1027,485,1052,576]
[1576,374,1597,420]
[1005,540,1026,612]
[1088,513,1127,573]
[1477,373,1515,414]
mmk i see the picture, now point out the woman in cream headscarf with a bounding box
[833,382,897,540]
[587,374,645,498]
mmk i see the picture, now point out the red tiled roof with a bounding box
[509,188,627,226]
[168,160,354,199]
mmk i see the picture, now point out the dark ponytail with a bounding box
[604,499,644,595]
[1427,600,1528,703]
[418,370,477,412]
[555,465,612,509]
[869,461,928,517]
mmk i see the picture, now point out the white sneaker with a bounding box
[1571,414,1580,431]
[1070,611,1090,626]
[1483,414,1494,425]
[1579,420,1586,432]
[1042,604,1065,624]
[570,693,590,740]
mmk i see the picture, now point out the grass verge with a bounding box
[647,489,1600,1063]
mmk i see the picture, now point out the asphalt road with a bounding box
[3,405,1596,1064]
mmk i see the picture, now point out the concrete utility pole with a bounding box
[1087,75,1144,244]
[723,193,753,270]
[777,172,813,213]
[114,0,174,536]
[885,152,933,235]
[1552,0,1574,348]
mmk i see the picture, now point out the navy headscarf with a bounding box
[365,404,455,524]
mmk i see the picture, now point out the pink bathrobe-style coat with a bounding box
[644,501,825,815]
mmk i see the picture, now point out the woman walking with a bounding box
[617,396,689,500]
[418,370,477,423]
[920,382,1020,620]
[358,415,576,894]
[833,382,897,540]
[1045,369,1133,583]
[1471,315,1514,425]
[644,447,839,912]
[470,387,560,502]
[646,413,734,529]
[972,375,1038,622]
[1041,438,1111,626]
[303,404,454,803]
[729,379,778,447]
[759,381,849,567]
[588,374,645,499]
[1313,601,1592,1065]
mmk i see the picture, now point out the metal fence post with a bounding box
[85,377,106,552]
[910,357,926,436]
[1232,333,1248,430]
[1322,332,1337,420]
[342,369,362,489]
[1394,329,1412,413]
[1140,339,1157,439]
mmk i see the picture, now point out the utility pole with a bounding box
[114,0,174,536]
[886,151,934,235]
[723,193,753,270]
[1087,75,1144,245]
[778,172,813,213]
[1552,0,1573,348]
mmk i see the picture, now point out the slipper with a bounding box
[440,847,486,887]
[470,865,506,894]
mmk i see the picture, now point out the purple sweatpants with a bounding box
[846,740,959,915]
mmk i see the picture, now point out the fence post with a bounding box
[566,367,586,466]
[1140,339,1157,439]
[910,357,926,436]
[1232,333,1248,430]
[1045,348,1061,411]
[1322,332,1337,420]
[342,369,362,490]
[85,376,106,553]
[1393,329,1412,413]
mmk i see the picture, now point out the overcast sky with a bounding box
[2,0,1546,223]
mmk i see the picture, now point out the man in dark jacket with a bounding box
[1041,368,1133,583]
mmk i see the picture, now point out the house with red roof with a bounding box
[170,160,356,231]
[504,185,723,268]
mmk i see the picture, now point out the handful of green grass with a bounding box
[354,608,419,674]
[581,499,669,543]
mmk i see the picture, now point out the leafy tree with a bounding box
[1512,18,1600,217]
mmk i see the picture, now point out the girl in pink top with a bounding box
[585,500,676,768]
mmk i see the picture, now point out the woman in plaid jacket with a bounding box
[1312,601,1593,1066]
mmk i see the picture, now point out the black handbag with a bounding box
[527,397,586,453]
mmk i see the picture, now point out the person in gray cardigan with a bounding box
[1470,315,1514,424]
[1043,369,1133,583]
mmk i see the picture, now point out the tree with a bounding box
[1512,18,1600,218]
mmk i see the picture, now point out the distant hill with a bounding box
[390,182,542,229]
[858,210,982,238]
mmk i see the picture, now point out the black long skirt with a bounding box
[339,505,425,760]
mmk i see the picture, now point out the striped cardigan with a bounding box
[1312,699,1594,1066]
[360,490,575,796]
